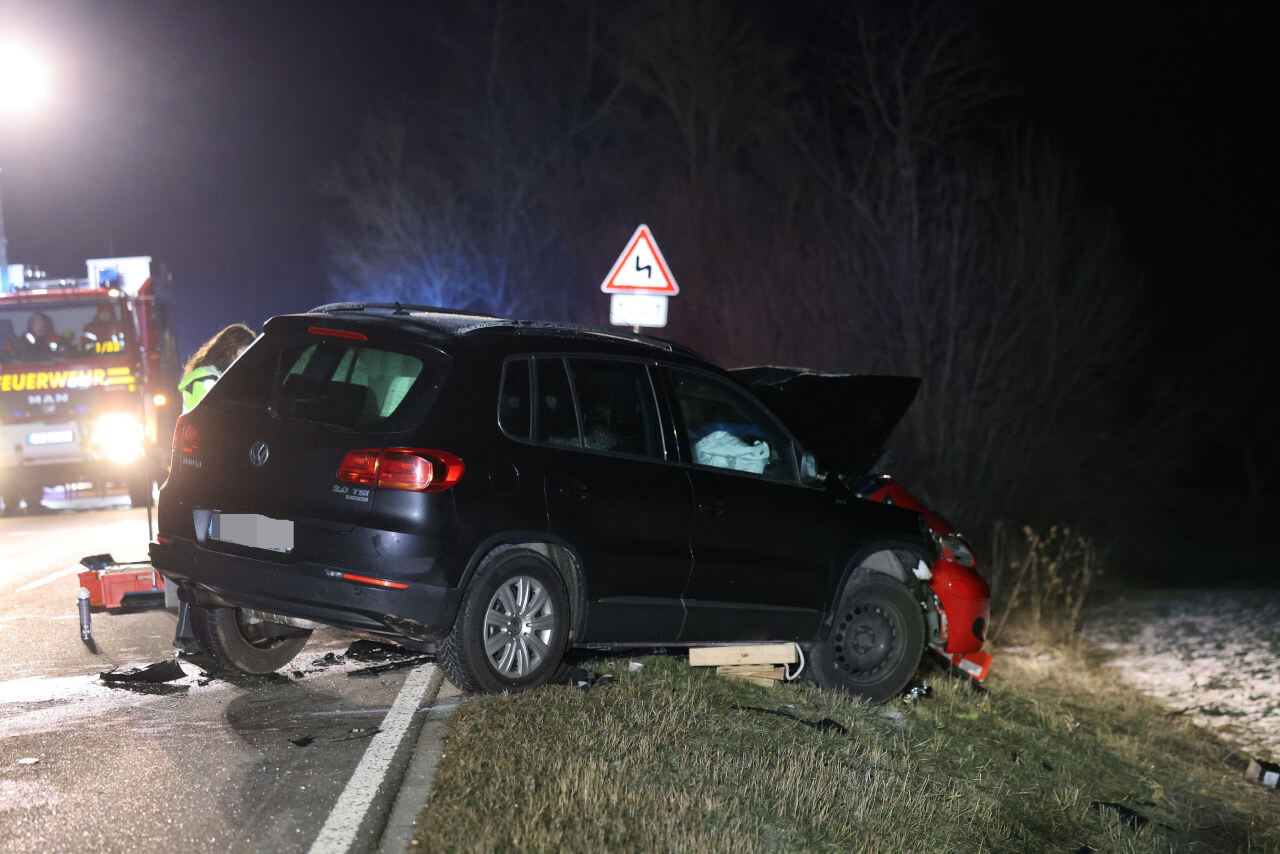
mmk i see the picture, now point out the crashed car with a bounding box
[734,368,991,678]
[152,304,964,702]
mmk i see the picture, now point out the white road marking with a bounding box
[17,565,82,592]
[308,664,442,854]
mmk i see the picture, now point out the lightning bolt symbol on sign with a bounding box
[635,256,652,278]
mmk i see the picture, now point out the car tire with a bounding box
[189,605,311,675]
[811,572,925,705]
[440,549,570,694]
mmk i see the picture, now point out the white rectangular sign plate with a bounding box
[609,293,669,328]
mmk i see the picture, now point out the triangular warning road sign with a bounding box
[600,224,679,295]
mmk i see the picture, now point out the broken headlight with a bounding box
[937,533,975,567]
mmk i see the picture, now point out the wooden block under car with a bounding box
[718,668,780,687]
[1245,758,1279,789]
[716,664,786,679]
[688,644,798,667]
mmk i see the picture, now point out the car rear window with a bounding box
[207,336,450,431]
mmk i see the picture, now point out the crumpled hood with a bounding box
[731,367,920,476]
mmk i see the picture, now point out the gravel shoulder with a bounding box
[1084,588,1280,761]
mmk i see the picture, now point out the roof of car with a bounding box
[306,302,707,361]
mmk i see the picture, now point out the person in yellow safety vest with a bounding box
[172,323,257,654]
[178,323,256,414]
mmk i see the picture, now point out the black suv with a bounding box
[151,304,937,702]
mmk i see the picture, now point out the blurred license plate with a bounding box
[210,513,294,553]
[27,430,74,445]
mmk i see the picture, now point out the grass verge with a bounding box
[413,649,1279,853]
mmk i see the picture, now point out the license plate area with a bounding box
[209,513,294,553]
[27,429,75,446]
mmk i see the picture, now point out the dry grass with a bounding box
[989,523,1101,645]
[412,649,1280,853]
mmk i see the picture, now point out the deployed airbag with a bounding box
[695,431,770,474]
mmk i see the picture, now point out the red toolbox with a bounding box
[77,554,165,610]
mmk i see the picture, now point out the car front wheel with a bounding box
[811,572,925,705]
[189,605,311,675]
[440,549,569,694]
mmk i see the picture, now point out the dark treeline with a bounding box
[320,0,1179,571]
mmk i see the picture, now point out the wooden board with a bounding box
[716,665,785,679]
[688,643,798,667]
[718,673,778,688]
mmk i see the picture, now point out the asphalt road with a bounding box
[0,502,449,854]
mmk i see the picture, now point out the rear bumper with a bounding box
[929,559,991,654]
[149,537,461,642]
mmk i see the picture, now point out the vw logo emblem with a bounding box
[248,441,270,467]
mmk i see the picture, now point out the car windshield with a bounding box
[0,300,130,364]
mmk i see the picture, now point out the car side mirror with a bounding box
[800,451,824,486]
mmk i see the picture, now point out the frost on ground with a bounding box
[1084,589,1280,761]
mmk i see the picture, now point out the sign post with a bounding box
[601,224,678,332]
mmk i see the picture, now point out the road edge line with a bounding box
[307,663,443,854]
[377,694,461,854]
[17,564,82,592]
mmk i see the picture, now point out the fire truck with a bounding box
[0,256,178,513]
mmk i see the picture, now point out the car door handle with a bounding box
[698,500,727,517]
[556,484,591,501]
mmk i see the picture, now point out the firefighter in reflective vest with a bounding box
[178,323,256,414]
[172,323,257,653]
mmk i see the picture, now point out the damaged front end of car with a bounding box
[733,366,993,682]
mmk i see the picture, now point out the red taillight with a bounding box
[308,326,368,341]
[174,417,200,456]
[377,450,433,491]
[336,448,465,492]
[337,449,381,486]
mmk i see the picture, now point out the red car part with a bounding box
[863,477,992,662]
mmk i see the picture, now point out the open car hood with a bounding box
[731,367,920,477]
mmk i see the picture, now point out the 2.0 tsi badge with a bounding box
[248,441,270,467]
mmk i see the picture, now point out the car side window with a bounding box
[534,358,582,447]
[669,368,799,482]
[566,359,663,459]
[498,358,531,439]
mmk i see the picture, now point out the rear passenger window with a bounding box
[535,358,581,447]
[567,359,662,459]
[498,358,531,439]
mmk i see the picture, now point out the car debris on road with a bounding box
[99,659,186,684]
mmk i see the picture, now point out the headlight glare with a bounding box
[91,413,145,464]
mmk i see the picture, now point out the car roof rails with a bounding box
[456,318,704,359]
[306,302,704,359]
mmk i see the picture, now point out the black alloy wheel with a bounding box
[811,572,925,705]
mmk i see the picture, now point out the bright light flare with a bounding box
[90,413,145,465]
[0,41,52,114]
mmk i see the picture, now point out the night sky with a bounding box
[1,1,1268,354]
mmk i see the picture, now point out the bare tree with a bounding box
[790,3,1151,533]
[611,0,797,185]
[322,0,624,317]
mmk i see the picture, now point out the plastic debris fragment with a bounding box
[100,659,185,684]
